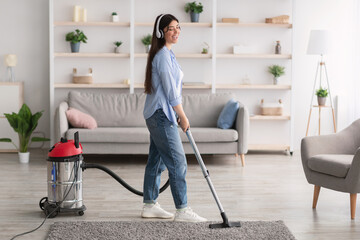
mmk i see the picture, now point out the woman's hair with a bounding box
[144,14,179,94]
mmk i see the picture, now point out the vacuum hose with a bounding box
[81,162,170,196]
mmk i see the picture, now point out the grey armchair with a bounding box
[301,119,360,219]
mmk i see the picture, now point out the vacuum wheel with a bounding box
[39,197,48,210]
[78,211,84,216]
[45,204,59,218]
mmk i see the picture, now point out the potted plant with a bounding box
[268,65,285,85]
[0,104,50,163]
[114,41,123,53]
[315,87,328,106]
[65,29,87,53]
[185,1,203,22]
[141,34,152,53]
[112,12,119,22]
[201,42,209,54]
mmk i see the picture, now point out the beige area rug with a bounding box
[47,220,296,240]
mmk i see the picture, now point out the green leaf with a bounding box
[18,118,31,138]
[31,137,50,142]
[30,111,43,134]
[0,138,12,142]
[4,113,19,132]
[19,104,32,124]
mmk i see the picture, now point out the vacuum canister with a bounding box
[40,132,86,217]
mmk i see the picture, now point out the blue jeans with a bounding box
[143,109,188,209]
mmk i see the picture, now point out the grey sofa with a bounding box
[301,119,360,219]
[56,91,249,165]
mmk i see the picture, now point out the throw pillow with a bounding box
[217,99,240,129]
[66,107,97,129]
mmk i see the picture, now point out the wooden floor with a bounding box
[1,149,360,239]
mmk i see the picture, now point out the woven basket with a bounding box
[260,99,283,116]
[265,15,289,24]
[73,68,93,84]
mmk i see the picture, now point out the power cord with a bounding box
[10,160,80,240]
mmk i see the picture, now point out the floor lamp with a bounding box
[305,30,336,136]
[4,54,17,82]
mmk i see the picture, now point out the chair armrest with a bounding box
[55,102,69,141]
[235,102,249,154]
[346,147,360,193]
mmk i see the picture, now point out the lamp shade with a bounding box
[307,30,331,55]
[4,54,17,67]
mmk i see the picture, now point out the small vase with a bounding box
[145,45,151,53]
[317,96,327,106]
[190,12,199,22]
[112,15,119,22]
[273,77,279,85]
[19,152,30,163]
[114,47,120,53]
[70,42,80,53]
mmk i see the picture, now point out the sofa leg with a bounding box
[235,154,245,166]
[350,193,357,220]
[312,185,321,209]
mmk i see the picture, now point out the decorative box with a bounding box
[73,68,93,84]
[260,99,283,116]
[265,15,290,24]
[222,18,239,23]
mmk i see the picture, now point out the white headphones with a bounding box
[156,14,165,39]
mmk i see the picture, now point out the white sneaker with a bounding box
[141,202,174,219]
[174,207,207,222]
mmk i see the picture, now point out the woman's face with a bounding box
[164,20,181,45]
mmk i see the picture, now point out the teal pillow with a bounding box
[217,99,240,129]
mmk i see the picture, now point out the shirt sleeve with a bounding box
[157,53,182,107]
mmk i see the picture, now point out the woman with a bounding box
[142,14,207,222]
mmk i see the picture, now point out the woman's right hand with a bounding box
[179,116,190,132]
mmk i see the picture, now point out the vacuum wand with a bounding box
[186,129,241,229]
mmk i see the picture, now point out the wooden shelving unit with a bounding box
[49,0,294,153]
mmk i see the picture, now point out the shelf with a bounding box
[248,144,290,151]
[217,22,292,28]
[54,53,130,58]
[54,83,129,89]
[0,149,18,153]
[133,83,212,89]
[250,115,290,120]
[135,22,212,27]
[217,54,291,59]
[0,82,24,86]
[134,53,212,58]
[54,21,130,26]
[216,84,291,90]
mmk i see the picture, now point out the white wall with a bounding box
[0,0,355,151]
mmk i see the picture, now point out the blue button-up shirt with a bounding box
[143,46,183,125]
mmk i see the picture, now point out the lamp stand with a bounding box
[306,55,336,136]
[7,66,15,82]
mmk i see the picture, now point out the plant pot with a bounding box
[112,15,119,22]
[190,12,200,22]
[273,77,279,85]
[114,47,120,53]
[145,45,151,53]
[70,42,80,53]
[19,152,30,163]
[317,96,327,106]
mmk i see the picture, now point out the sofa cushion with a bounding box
[217,99,240,129]
[68,91,146,127]
[308,154,354,178]
[66,107,98,129]
[67,127,238,144]
[179,128,238,143]
[182,93,234,127]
